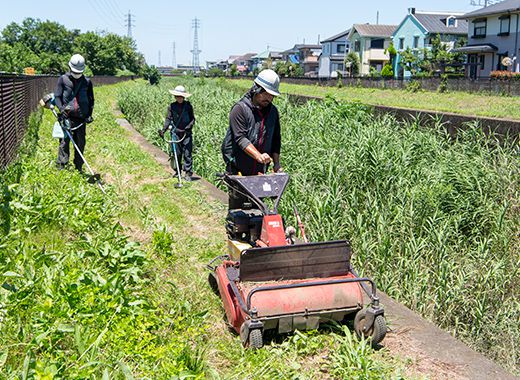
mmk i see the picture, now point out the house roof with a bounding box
[252,50,282,59]
[452,43,498,53]
[321,29,350,43]
[233,53,257,63]
[351,24,397,38]
[413,12,468,34]
[281,44,322,54]
[462,0,520,18]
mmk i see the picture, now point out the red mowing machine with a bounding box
[207,173,387,348]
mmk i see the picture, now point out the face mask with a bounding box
[71,72,83,79]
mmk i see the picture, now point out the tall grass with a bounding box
[118,78,520,374]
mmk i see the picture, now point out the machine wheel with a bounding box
[354,309,387,345]
[208,272,219,295]
[249,329,264,349]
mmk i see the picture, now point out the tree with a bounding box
[0,18,145,75]
[344,52,360,77]
[142,64,161,85]
[381,64,393,78]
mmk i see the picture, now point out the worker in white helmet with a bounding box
[221,69,282,177]
[55,53,94,172]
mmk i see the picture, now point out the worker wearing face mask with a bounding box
[54,54,95,172]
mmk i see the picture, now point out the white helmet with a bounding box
[254,69,280,96]
[69,54,86,73]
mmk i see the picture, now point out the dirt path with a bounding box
[113,115,517,380]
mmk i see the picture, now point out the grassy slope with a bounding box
[0,83,414,379]
[230,79,520,120]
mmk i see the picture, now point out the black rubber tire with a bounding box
[208,272,219,295]
[249,329,263,349]
[354,309,387,346]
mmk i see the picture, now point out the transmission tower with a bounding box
[191,18,202,72]
[125,10,135,38]
[172,42,177,69]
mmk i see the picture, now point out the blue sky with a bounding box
[1,0,478,66]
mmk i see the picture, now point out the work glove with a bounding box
[158,129,165,138]
[62,105,72,116]
[85,116,94,124]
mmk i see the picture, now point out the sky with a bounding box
[1,0,482,67]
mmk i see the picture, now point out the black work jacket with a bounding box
[55,73,94,121]
[221,91,281,176]
[163,101,195,134]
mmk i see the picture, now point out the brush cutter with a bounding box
[40,93,106,194]
[161,123,186,188]
[207,173,386,349]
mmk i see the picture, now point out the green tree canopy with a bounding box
[0,18,144,75]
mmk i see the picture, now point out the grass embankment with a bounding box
[230,78,520,120]
[119,77,520,376]
[0,82,408,378]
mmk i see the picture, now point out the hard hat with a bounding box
[254,69,280,96]
[68,54,86,73]
[168,85,192,98]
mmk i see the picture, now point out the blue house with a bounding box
[392,8,468,78]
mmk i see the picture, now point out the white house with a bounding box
[318,29,350,78]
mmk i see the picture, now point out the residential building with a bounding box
[348,24,397,75]
[251,49,283,71]
[318,29,350,77]
[281,44,322,76]
[392,8,468,78]
[232,53,257,74]
[455,0,520,78]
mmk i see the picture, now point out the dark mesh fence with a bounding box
[0,74,135,170]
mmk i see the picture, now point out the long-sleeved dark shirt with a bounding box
[221,90,281,175]
[55,73,94,121]
[163,101,195,134]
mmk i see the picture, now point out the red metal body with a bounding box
[259,214,287,247]
[214,260,364,335]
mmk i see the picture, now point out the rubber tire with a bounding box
[208,272,219,295]
[249,329,263,349]
[354,309,387,346]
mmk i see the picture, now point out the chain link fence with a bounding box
[0,74,135,170]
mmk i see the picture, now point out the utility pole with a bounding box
[158,50,161,66]
[172,42,177,69]
[191,18,201,72]
[125,10,135,38]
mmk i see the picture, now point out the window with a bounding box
[370,38,384,49]
[336,44,345,54]
[479,55,485,70]
[354,40,361,52]
[473,18,487,38]
[447,16,457,27]
[399,37,404,50]
[331,63,344,71]
[413,36,419,49]
[499,15,510,35]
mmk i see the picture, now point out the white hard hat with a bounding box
[69,54,86,73]
[254,69,280,96]
[168,85,192,98]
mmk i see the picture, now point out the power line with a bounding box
[88,0,119,31]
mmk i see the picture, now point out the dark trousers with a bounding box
[170,131,193,175]
[57,120,86,171]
